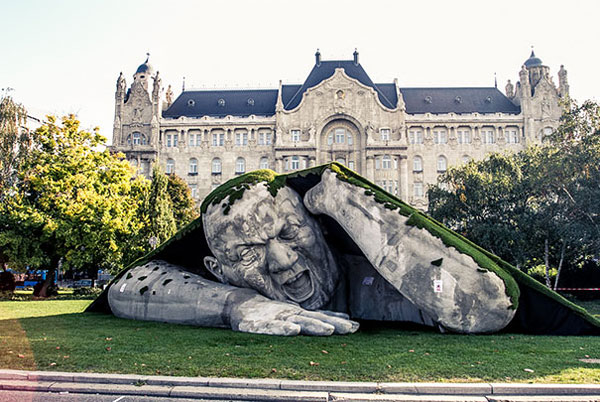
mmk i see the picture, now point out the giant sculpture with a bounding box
[89,163,600,336]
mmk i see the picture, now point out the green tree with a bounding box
[146,164,177,247]
[0,93,31,201]
[428,99,600,289]
[167,173,198,229]
[0,115,144,296]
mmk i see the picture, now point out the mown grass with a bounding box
[1,299,599,383]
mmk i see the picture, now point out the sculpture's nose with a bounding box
[266,240,298,273]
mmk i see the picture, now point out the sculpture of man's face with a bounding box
[203,184,339,310]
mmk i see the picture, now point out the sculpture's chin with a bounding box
[282,270,314,303]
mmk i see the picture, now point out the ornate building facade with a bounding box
[111,50,569,209]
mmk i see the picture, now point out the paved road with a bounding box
[0,390,231,402]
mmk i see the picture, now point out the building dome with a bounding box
[135,54,153,75]
[524,50,543,68]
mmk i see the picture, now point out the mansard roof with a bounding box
[162,61,520,119]
[400,87,521,114]
[162,89,278,118]
[283,60,397,110]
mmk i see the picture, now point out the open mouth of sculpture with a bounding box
[282,269,314,303]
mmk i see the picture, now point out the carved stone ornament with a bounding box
[91,164,600,337]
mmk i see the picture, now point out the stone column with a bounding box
[400,156,409,201]
[366,155,375,182]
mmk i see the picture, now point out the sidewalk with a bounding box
[1,369,600,401]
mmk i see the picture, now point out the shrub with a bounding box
[0,271,16,292]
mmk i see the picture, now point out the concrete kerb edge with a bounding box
[2,370,600,396]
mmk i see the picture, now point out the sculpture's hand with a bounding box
[229,292,359,336]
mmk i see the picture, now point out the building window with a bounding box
[166,134,172,147]
[413,156,423,172]
[189,133,195,147]
[189,158,198,175]
[291,129,300,143]
[409,129,423,144]
[462,155,471,164]
[380,128,390,141]
[382,155,392,169]
[347,133,353,145]
[414,182,424,198]
[433,128,447,144]
[190,184,197,199]
[211,183,220,190]
[212,158,222,174]
[348,161,355,171]
[235,157,246,174]
[212,132,225,146]
[235,132,248,146]
[291,156,300,170]
[482,128,495,144]
[336,157,345,165]
[335,128,345,143]
[132,132,145,145]
[327,133,333,145]
[166,158,175,174]
[258,131,272,145]
[259,157,269,170]
[457,128,472,144]
[437,156,447,172]
[505,128,519,144]
[130,159,138,168]
[196,133,202,146]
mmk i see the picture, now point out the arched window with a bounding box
[336,157,345,165]
[189,158,197,174]
[235,157,246,174]
[437,156,447,172]
[166,158,175,174]
[413,156,423,172]
[382,155,392,169]
[211,158,222,174]
[259,157,269,170]
[542,127,553,143]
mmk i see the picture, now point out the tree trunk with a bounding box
[38,257,60,298]
[554,239,566,291]
[544,238,552,288]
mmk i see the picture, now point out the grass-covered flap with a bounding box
[88,162,600,334]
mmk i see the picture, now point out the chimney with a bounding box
[315,49,321,66]
[353,48,359,65]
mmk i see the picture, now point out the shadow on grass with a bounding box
[1,311,599,383]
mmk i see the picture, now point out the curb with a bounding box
[1,369,600,401]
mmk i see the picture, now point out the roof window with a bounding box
[424,96,432,104]
[485,96,492,103]
[187,99,195,107]
[454,96,462,103]
[218,98,226,107]
[247,98,255,106]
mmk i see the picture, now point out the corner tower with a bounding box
[505,49,567,144]
[112,55,162,176]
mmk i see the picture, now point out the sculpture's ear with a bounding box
[203,256,225,283]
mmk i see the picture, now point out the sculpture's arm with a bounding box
[304,170,516,333]
[108,260,358,336]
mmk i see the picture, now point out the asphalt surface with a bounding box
[0,390,229,402]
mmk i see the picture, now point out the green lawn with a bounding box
[1,299,599,383]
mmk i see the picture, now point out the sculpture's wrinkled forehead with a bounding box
[203,184,304,243]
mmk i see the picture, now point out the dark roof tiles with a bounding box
[400,87,520,114]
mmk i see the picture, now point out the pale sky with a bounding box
[2,0,599,144]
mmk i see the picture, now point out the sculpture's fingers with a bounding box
[300,311,359,334]
[316,310,351,320]
[237,319,301,336]
[288,315,335,336]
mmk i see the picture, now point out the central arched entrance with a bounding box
[318,118,363,174]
